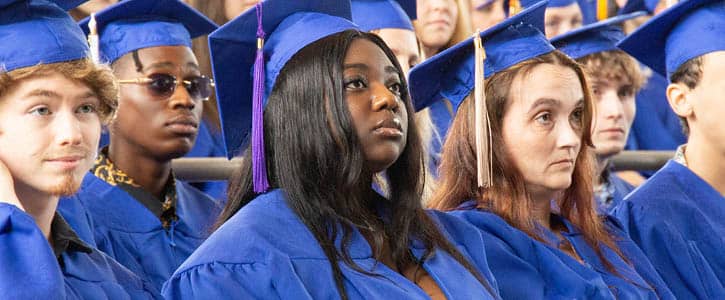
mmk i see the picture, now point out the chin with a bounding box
[43,174,82,196]
[594,143,624,158]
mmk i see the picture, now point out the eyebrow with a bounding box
[24,89,96,100]
[528,98,560,113]
[343,63,399,75]
[143,61,199,72]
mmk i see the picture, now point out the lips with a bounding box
[165,114,199,135]
[45,154,87,171]
[426,19,451,27]
[599,127,625,134]
[165,114,199,128]
[551,158,574,166]
[373,118,404,138]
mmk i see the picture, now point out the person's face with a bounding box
[0,72,101,197]
[470,0,506,31]
[77,0,117,14]
[591,76,636,158]
[224,0,259,21]
[685,51,725,152]
[544,3,583,38]
[112,46,204,161]
[416,0,459,53]
[344,38,409,174]
[502,63,584,198]
[374,28,420,77]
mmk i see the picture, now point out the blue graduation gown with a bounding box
[99,121,228,202]
[0,203,160,299]
[613,160,725,299]
[162,189,500,299]
[58,173,222,291]
[451,203,674,299]
[627,71,686,152]
[595,172,635,215]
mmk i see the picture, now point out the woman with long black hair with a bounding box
[163,1,499,299]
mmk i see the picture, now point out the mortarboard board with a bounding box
[410,0,553,188]
[618,0,660,14]
[78,0,217,64]
[210,0,358,192]
[617,0,725,79]
[0,0,88,72]
[551,11,645,59]
[351,0,415,31]
[409,0,553,111]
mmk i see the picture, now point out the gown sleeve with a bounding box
[163,262,284,300]
[0,203,66,299]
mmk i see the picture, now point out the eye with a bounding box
[535,111,553,125]
[344,78,367,90]
[30,106,51,116]
[570,107,584,127]
[590,86,602,97]
[388,82,402,95]
[572,17,582,27]
[618,86,635,98]
[77,103,98,114]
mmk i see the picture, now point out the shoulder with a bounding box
[172,189,321,272]
[625,161,685,207]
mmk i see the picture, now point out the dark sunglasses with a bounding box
[118,73,215,101]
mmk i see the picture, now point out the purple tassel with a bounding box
[252,3,269,193]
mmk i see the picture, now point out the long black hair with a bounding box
[218,30,494,299]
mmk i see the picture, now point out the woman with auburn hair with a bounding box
[411,2,672,299]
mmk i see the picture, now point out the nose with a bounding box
[54,111,84,147]
[557,119,581,151]
[427,0,449,10]
[371,83,400,112]
[169,82,195,111]
[599,90,624,121]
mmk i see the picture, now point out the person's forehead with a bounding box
[7,73,94,100]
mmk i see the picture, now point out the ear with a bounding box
[666,82,693,119]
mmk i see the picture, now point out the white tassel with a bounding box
[473,31,493,189]
[88,13,100,63]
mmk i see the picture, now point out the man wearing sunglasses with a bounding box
[57,0,222,292]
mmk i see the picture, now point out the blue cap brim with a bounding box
[409,0,553,111]
[551,11,645,59]
[617,0,725,79]
[79,0,217,63]
[210,0,357,158]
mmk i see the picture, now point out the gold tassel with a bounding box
[88,13,100,63]
[473,31,493,189]
[597,0,608,21]
[509,0,522,16]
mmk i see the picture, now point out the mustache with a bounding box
[44,146,95,160]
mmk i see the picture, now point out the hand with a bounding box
[0,158,22,211]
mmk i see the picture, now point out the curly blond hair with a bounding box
[0,58,118,124]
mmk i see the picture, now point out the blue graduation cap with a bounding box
[618,0,660,14]
[410,0,552,188]
[209,0,358,192]
[78,0,217,63]
[351,0,415,31]
[551,11,645,59]
[409,0,553,111]
[617,0,725,79]
[0,0,88,72]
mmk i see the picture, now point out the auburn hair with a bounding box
[429,50,626,273]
